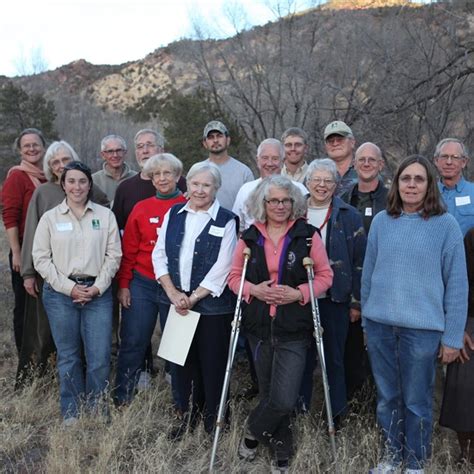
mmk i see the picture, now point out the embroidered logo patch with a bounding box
[287,251,296,269]
[92,219,100,230]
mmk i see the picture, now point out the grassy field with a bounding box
[0,227,470,473]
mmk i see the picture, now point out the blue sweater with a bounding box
[361,210,467,349]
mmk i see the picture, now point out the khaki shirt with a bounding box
[281,162,308,183]
[32,199,122,296]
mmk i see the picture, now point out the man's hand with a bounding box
[438,344,460,364]
[118,288,131,308]
[24,276,39,298]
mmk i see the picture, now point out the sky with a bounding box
[1,0,433,78]
[0,0,319,77]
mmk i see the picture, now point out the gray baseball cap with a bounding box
[203,120,229,138]
[324,121,353,140]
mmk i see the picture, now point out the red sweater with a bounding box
[117,194,187,288]
[2,169,47,241]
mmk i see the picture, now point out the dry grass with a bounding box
[0,231,471,473]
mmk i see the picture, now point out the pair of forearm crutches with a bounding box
[209,251,336,472]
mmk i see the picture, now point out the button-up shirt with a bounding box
[32,199,122,296]
[281,161,308,183]
[438,176,474,236]
[152,199,237,296]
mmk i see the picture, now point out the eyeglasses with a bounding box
[103,148,125,156]
[355,157,379,165]
[399,175,427,184]
[264,198,294,208]
[136,142,158,150]
[309,177,336,186]
[437,154,465,162]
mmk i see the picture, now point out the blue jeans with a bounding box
[42,282,112,419]
[365,318,441,470]
[115,272,159,404]
[247,334,309,461]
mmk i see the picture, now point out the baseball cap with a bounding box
[324,121,353,140]
[203,120,229,138]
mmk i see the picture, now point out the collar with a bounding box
[440,176,466,192]
[178,198,220,220]
[103,162,131,179]
[58,198,94,215]
[282,161,308,177]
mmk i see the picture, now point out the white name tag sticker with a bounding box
[56,222,73,232]
[365,207,373,217]
[149,217,159,224]
[455,196,471,206]
[209,225,225,237]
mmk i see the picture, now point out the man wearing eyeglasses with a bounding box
[341,142,388,234]
[323,120,358,197]
[92,134,137,203]
[340,142,388,402]
[434,138,474,236]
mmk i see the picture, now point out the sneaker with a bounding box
[238,431,258,461]
[164,371,172,385]
[369,462,398,474]
[271,459,289,473]
[62,417,79,428]
[137,371,152,391]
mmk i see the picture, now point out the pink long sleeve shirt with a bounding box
[228,220,333,316]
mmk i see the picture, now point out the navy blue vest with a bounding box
[159,203,237,315]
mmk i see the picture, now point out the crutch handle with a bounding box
[303,256,314,269]
[243,247,251,259]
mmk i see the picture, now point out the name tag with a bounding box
[209,225,225,237]
[365,207,373,217]
[149,217,160,224]
[56,222,73,232]
[455,196,471,206]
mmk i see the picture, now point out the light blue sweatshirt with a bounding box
[361,210,467,349]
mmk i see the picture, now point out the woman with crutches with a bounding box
[228,176,333,472]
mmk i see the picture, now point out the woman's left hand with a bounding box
[438,344,460,364]
[273,285,302,306]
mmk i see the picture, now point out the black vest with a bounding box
[242,219,317,341]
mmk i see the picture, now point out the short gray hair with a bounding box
[143,153,183,178]
[434,138,469,159]
[134,129,164,148]
[305,158,339,183]
[257,138,285,161]
[101,134,127,152]
[246,175,307,223]
[44,141,79,182]
[186,162,222,190]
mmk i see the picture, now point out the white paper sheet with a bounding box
[157,305,200,366]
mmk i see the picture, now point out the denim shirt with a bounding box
[325,196,366,305]
[438,177,474,236]
[159,203,237,315]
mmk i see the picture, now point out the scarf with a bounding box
[7,161,46,188]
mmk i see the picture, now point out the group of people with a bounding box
[1,119,473,473]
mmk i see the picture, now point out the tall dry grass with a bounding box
[0,238,470,473]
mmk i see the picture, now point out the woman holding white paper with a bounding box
[152,161,238,439]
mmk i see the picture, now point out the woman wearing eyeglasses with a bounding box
[362,155,467,472]
[2,128,47,358]
[32,161,121,425]
[228,175,333,471]
[301,158,366,423]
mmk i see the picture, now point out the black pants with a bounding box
[9,251,26,355]
[174,313,233,433]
